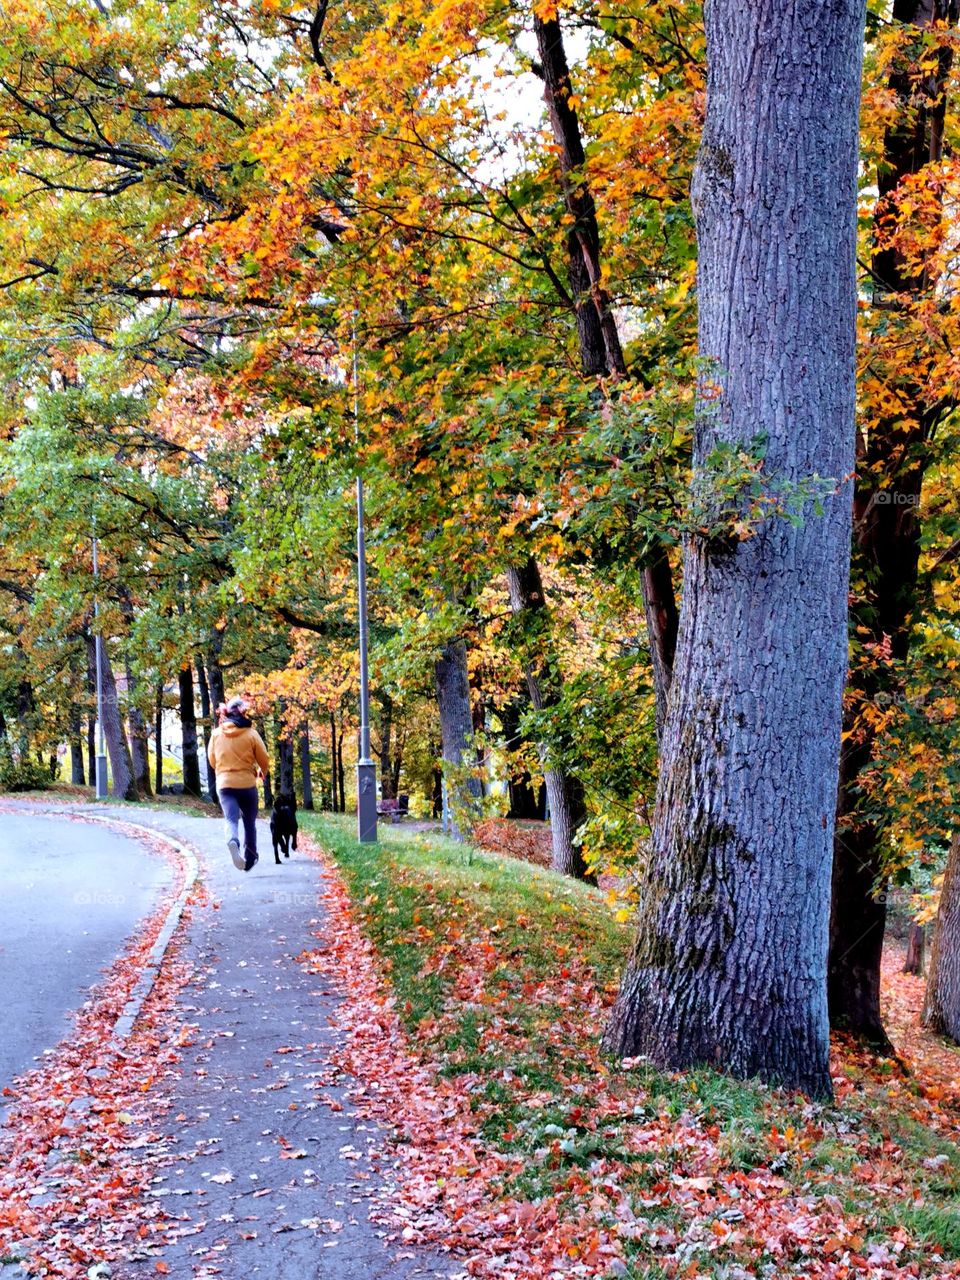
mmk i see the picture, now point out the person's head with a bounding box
[222,695,253,727]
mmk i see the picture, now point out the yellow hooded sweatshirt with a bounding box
[208,722,270,789]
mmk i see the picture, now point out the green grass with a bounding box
[893,1201,960,1253]
[301,812,960,1266]
[302,810,627,1035]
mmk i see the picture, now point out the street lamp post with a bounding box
[92,526,108,799]
[353,316,378,844]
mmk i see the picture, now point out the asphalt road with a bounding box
[0,811,173,1093]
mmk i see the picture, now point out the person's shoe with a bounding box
[228,838,244,871]
[244,850,258,872]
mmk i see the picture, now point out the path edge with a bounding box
[94,818,199,1048]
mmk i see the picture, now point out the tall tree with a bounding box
[434,636,483,835]
[85,634,138,802]
[828,0,959,1046]
[604,0,865,1096]
[506,558,589,880]
[177,662,202,799]
[533,11,679,735]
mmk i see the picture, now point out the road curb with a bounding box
[0,806,200,1051]
[92,820,199,1049]
[3,810,202,1194]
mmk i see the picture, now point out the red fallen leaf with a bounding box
[0,812,195,1279]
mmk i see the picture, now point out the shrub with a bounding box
[0,739,51,792]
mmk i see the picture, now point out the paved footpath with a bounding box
[12,803,455,1280]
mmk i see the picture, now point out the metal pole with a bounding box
[353,313,378,843]
[92,528,108,799]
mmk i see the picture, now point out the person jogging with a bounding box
[207,696,270,872]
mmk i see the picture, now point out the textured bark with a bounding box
[85,635,138,801]
[505,557,589,879]
[177,663,202,799]
[923,832,960,1040]
[904,923,925,976]
[828,0,957,1044]
[534,13,678,730]
[299,727,314,810]
[603,0,864,1097]
[434,637,483,837]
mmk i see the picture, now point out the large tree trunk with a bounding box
[85,634,138,802]
[505,558,589,879]
[828,0,957,1044]
[603,0,864,1097]
[923,832,960,1040]
[534,12,679,732]
[434,637,483,837]
[177,663,202,798]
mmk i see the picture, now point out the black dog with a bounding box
[270,793,298,864]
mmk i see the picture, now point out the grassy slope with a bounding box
[303,812,960,1276]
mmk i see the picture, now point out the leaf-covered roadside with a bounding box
[0,816,200,1279]
[300,815,960,1280]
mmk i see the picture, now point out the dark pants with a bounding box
[219,786,259,855]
